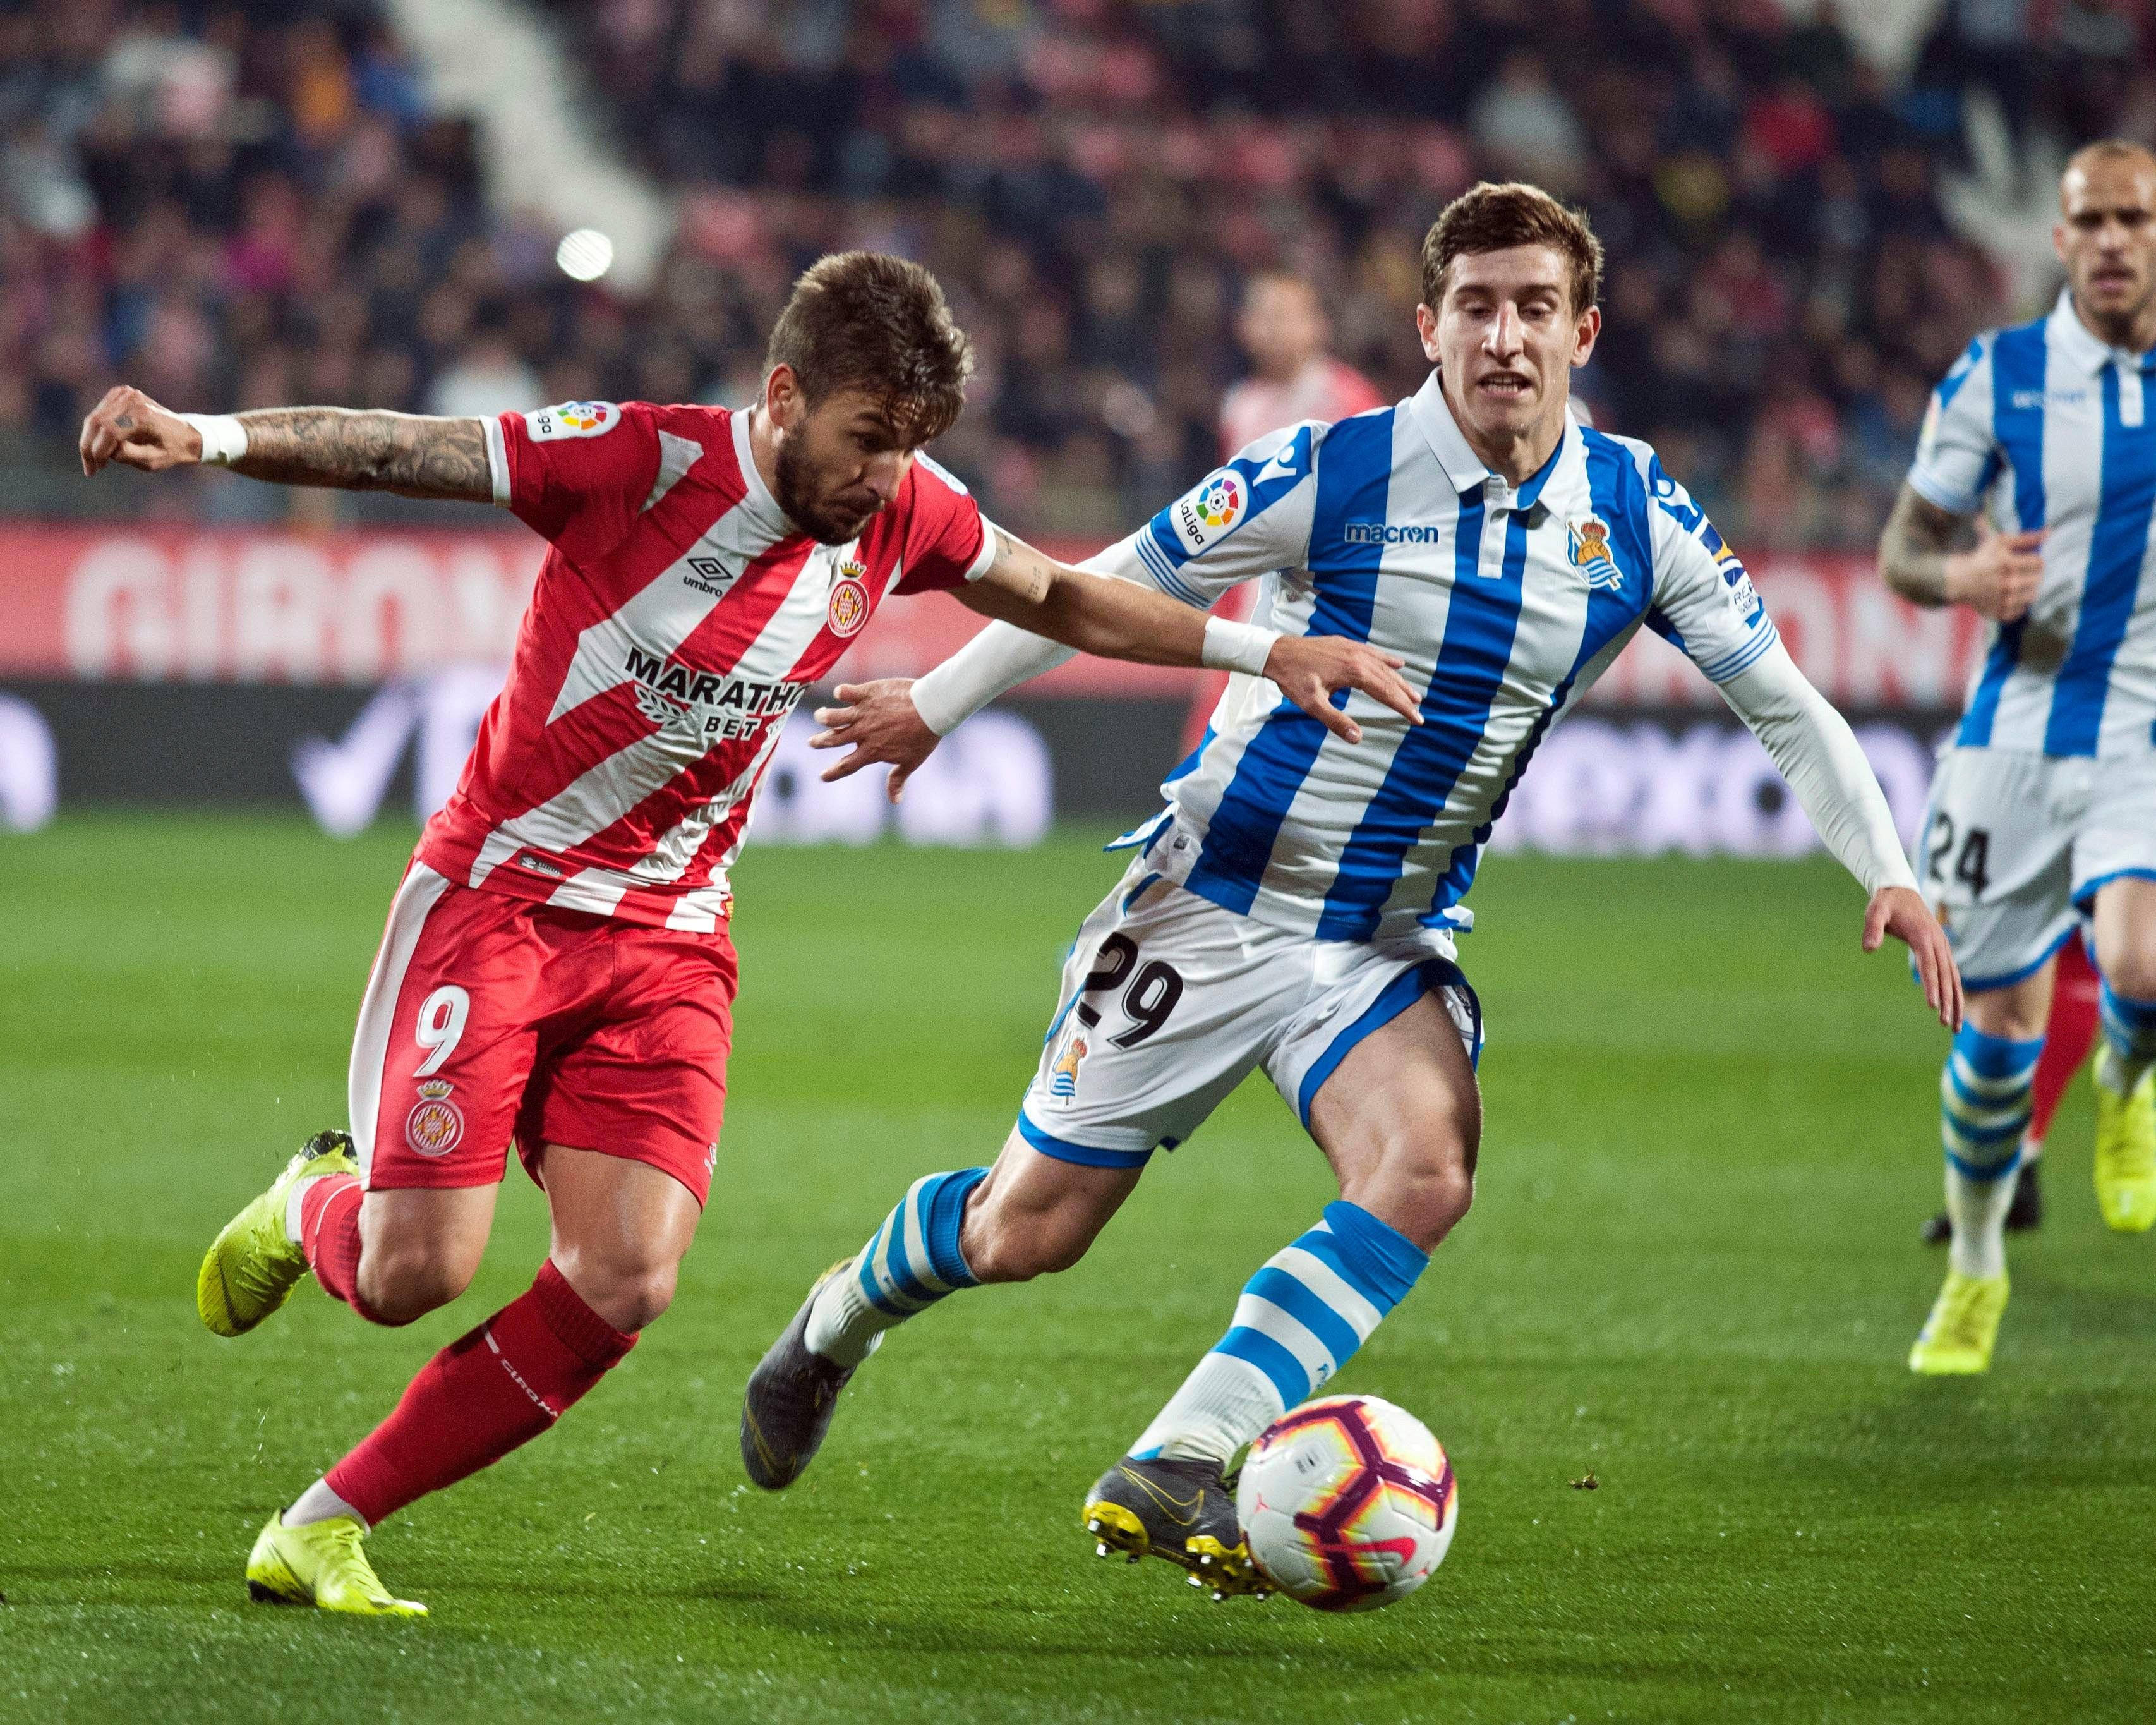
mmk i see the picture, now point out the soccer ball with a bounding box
[1236,1395,1458,1611]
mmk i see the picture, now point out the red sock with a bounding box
[2030,936,2104,1145]
[299,1175,374,1316]
[323,1260,636,1527]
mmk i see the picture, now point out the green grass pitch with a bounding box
[4,814,2153,1722]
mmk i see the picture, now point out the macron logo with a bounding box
[1344,521,1444,545]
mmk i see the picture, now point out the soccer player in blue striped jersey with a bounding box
[1881,140,2156,1376]
[742,183,1961,1591]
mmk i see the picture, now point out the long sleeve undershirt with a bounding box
[910,596,1916,900]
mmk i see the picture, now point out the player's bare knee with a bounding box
[596,1264,677,1333]
[1349,1132,1474,1252]
[2100,947,2156,1003]
[357,1249,474,1325]
[1968,988,2049,1041]
[555,1248,678,1332]
[961,1199,1093,1283]
[1397,1156,1474,1250]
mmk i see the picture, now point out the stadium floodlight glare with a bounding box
[555,229,615,282]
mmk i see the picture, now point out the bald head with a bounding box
[2063,140,2156,204]
[2056,141,2156,350]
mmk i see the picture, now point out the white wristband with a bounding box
[1201,617,1280,677]
[179,413,248,466]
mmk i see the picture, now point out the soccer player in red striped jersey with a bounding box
[80,251,1416,1617]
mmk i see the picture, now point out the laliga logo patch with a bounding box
[1173,468,1244,552]
[1567,516,1623,591]
[827,561,870,638]
[526,401,618,442]
[1048,1032,1088,1103]
[406,1079,464,1158]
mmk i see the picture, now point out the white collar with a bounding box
[731,407,795,538]
[1407,370,1579,508]
[2047,287,2156,376]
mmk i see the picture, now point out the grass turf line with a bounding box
[2,813,2152,1722]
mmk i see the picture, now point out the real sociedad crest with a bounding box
[1048,1031,1088,1102]
[1567,516,1623,591]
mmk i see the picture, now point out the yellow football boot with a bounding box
[196,1130,359,1338]
[1909,1269,2009,1375]
[2092,1070,2156,1233]
[246,1513,426,1617]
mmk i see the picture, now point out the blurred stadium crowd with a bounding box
[3,1,2151,543]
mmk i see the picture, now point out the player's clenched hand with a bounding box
[1865,885,1963,1031]
[1945,518,2044,622]
[1263,637,1421,744]
[79,385,202,477]
[808,678,941,802]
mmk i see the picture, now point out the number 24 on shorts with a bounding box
[1925,814,1992,900]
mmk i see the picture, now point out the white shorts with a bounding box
[1016,857,1483,1169]
[1915,746,2156,991]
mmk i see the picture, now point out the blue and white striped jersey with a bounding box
[1095,372,1779,946]
[1910,288,2156,758]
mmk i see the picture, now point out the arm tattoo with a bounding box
[1876,484,1961,605]
[231,408,494,502]
[989,526,1059,604]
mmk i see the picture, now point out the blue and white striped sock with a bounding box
[1939,1024,2042,1281]
[1131,1201,1428,1465]
[804,1167,988,1367]
[2097,979,2156,1097]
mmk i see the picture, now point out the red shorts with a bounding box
[347,864,735,1205]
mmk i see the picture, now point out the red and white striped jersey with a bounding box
[1218,358,1385,458]
[416,400,993,929]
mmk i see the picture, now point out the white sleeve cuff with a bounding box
[483,415,512,507]
[960,516,999,583]
[1906,463,1977,518]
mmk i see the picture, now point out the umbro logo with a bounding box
[682,555,738,598]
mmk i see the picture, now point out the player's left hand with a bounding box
[79,385,201,476]
[1866,885,1962,1029]
[809,678,940,802]
[1263,636,1422,744]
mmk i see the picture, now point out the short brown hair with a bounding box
[1420,182,1603,318]
[764,251,973,445]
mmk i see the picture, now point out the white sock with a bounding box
[1135,1354,1285,1465]
[2097,1043,2152,1097]
[285,1477,366,1530]
[284,1182,310,1245]
[803,1273,888,1369]
[2097,981,2156,1095]
[1946,1165,2015,1280]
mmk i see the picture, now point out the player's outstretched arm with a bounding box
[963,526,1419,742]
[1877,483,2042,621]
[1718,640,1963,1030]
[80,386,493,502]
